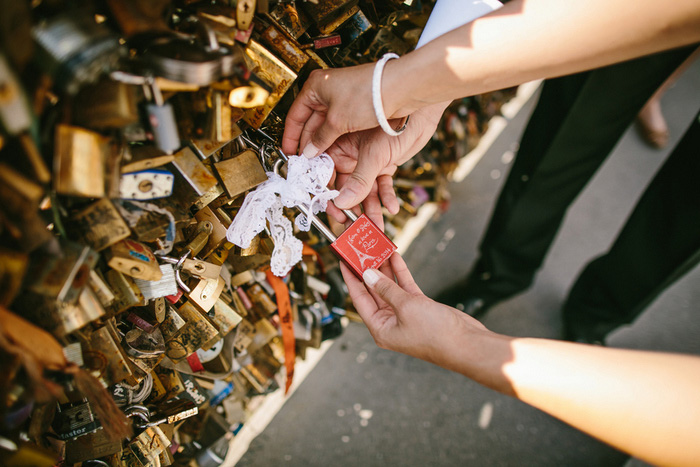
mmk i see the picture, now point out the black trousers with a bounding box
[470,46,699,338]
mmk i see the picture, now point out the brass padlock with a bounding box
[88,269,115,308]
[121,145,175,173]
[242,40,297,129]
[237,0,256,31]
[269,3,312,39]
[246,282,277,316]
[301,0,360,35]
[164,301,220,362]
[160,305,187,342]
[154,367,186,400]
[71,198,131,251]
[54,124,107,198]
[208,297,243,336]
[194,206,232,260]
[64,424,123,464]
[232,318,256,353]
[80,322,140,387]
[170,146,221,203]
[214,148,268,199]
[187,276,225,314]
[57,286,107,336]
[260,24,310,73]
[74,79,139,129]
[106,239,163,281]
[106,269,146,314]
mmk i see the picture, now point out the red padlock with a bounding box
[297,203,396,278]
[268,141,396,278]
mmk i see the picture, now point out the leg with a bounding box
[436,47,694,315]
[564,111,700,341]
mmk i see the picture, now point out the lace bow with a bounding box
[226,154,339,277]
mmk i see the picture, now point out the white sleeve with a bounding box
[416,0,503,49]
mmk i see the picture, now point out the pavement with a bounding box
[235,58,700,467]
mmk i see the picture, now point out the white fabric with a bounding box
[415,0,503,49]
[226,154,339,277]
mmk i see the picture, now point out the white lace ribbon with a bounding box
[226,154,339,277]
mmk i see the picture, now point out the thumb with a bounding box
[333,151,386,210]
[302,121,342,159]
[362,269,410,310]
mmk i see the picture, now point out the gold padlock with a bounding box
[209,297,243,336]
[247,282,278,315]
[106,239,163,281]
[80,322,140,387]
[121,145,175,174]
[160,305,187,341]
[232,318,256,353]
[237,0,256,31]
[214,148,268,199]
[165,301,220,362]
[54,124,107,198]
[73,79,139,129]
[71,198,131,251]
[242,40,297,129]
[269,2,312,39]
[154,367,186,400]
[64,425,123,464]
[57,286,106,336]
[194,206,232,259]
[260,24,310,73]
[187,276,225,314]
[170,146,220,199]
[301,0,360,35]
[106,269,145,314]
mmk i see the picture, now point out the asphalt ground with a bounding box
[236,58,700,466]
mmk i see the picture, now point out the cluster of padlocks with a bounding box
[0,1,517,465]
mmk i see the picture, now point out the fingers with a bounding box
[387,253,422,296]
[298,110,329,158]
[303,115,347,159]
[333,145,389,210]
[377,174,399,215]
[362,264,414,311]
[282,94,317,156]
[339,262,384,324]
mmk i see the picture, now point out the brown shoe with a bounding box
[636,98,669,149]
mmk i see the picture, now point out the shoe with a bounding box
[562,327,606,346]
[433,282,499,319]
[636,98,669,149]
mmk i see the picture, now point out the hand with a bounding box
[282,64,386,160]
[325,102,448,214]
[339,253,488,365]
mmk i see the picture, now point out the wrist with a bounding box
[434,313,516,396]
[381,51,438,118]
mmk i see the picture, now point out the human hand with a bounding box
[324,102,448,215]
[339,253,488,366]
[282,64,389,160]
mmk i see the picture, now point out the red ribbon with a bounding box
[265,269,295,394]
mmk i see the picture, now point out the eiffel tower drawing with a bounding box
[348,242,377,269]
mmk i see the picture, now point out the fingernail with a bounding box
[363,269,379,287]
[333,190,353,209]
[302,142,319,159]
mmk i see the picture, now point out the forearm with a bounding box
[505,339,700,466]
[440,325,700,466]
[385,0,700,116]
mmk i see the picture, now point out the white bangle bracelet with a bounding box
[372,53,409,136]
